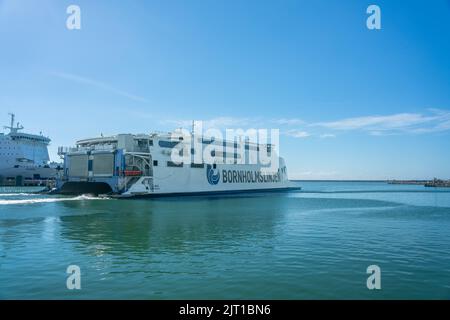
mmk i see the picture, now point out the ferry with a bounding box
[0,113,59,186]
[56,129,299,197]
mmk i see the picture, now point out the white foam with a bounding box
[0,194,109,205]
[0,193,41,197]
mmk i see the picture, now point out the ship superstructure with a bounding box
[57,130,297,197]
[0,114,58,186]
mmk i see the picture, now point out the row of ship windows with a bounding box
[138,139,265,149]
[175,150,245,158]
[172,149,271,159]
[157,140,268,152]
[153,161,270,169]
[11,136,46,141]
[152,160,218,169]
[152,161,285,173]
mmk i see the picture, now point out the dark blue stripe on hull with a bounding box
[119,187,302,199]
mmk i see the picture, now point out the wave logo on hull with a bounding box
[206,164,220,185]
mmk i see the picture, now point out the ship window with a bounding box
[245,145,259,151]
[137,140,147,147]
[202,139,213,144]
[158,140,179,148]
[153,160,158,166]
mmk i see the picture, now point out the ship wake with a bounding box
[0,193,42,197]
[0,194,109,205]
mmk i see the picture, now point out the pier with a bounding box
[387,178,450,188]
[424,178,450,188]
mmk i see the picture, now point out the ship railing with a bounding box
[57,146,69,155]
[133,147,150,153]
[124,170,143,176]
[58,145,116,155]
[91,144,115,151]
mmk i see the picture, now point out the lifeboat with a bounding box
[124,170,142,176]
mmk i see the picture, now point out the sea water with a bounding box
[0,181,449,299]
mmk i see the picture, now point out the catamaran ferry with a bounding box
[56,130,298,197]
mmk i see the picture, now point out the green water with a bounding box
[0,182,449,299]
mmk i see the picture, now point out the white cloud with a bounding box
[273,118,304,126]
[161,117,253,129]
[312,109,450,135]
[165,117,310,130]
[160,109,450,138]
[49,71,149,103]
[314,113,432,130]
[319,133,336,138]
[285,130,311,138]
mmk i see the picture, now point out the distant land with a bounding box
[291,179,450,187]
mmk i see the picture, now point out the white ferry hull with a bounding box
[122,160,295,197]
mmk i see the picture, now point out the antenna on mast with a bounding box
[3,113,15,132]
[4,113,24,133]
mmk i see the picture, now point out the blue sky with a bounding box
[1,0,449,179]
